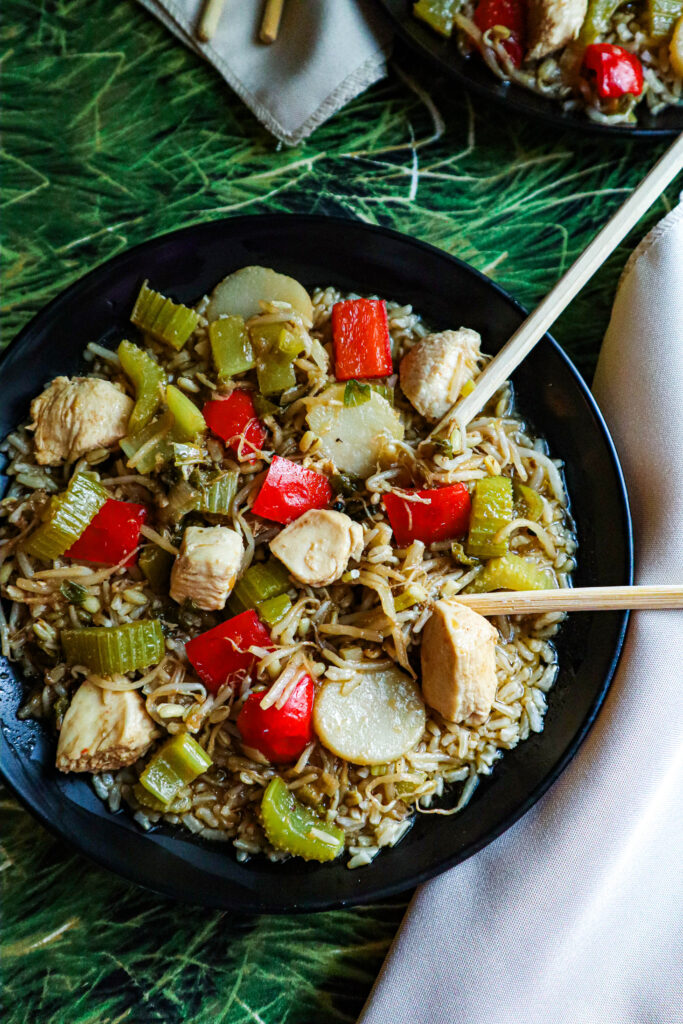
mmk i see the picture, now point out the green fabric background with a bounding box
[1,2,679,1021]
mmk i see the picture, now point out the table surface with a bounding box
[1,2,680,1021]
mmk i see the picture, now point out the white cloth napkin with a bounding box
[360,204,683,1024]
[136,0,391,144]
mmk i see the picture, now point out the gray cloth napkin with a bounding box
[136,0,391,144]
[360,204,683,1024]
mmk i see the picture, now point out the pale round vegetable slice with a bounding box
[306,384,404,479]
[203,266,313,324]
[313,665,426,765]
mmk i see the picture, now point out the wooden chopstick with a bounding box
[455,584,683,616]
[197,0,226,42]
[260,0,285,43]
[429,133,683,442]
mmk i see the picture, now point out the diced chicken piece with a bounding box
[170,525,244,611]
[30,376,134,466]
[269,509,364,588]
[399,329,481,423]
[527,0,588,60]
[420,600,499,726]
[56,679,157,773]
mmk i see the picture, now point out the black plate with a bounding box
[0,214,632,912]
[378,0,683,137]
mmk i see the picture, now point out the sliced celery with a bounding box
[513,481,544,522]
[139,546,174,591]
[251,322,297,395]
[257,593,292,626]
[580,0,621,41]
[117,339,166,433]
[413,0,457,37]
[166,385,206,442]
[394,584,428,612]
[276,328,304,358]
[139,733,212,805]
[163,480,200,525]
[646,0,681,38]
[253,395,279,418]
[130,281,200,351]
[261,777,344,862]
[468,554,557,594]
[209,316,255,378]
[61,620,165,673]
[173,442,207,467]
[229,558,290,615]
[120,412,174,474]
[24,473,108,561]
[199,472,238,515]
[466,476,513,559]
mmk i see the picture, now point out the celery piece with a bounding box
[230,558,291,615]
[277,328,304,358]
[466,476,513,559]
[343,380,372,407]
[372,384,394,404]
[139,732,212,805]
[209,316,255,379]
[513,481,544,522]
[394,584,428,612]
[132,783,166,812]
[166,385,206,442]
[468,554,557,593]
[61,620,165,673]
[121,412,174,475]
[24,473,108,561]
[257,593,292,626]
[130,281,200,351]
[173,442,206,467]
[163,480,200,525]
[579,0,621,41]
[253,395,279,418]
[261,777,344,862]
[251,322,297,396]
[117,339,166,433]
[139,546,174,591]
[198,472,239,515]
[413,0,457,37]
[60,580,88,605]
[646,0,681,38]
[451,540,479,567]
[330,472,362,498]
[460,378,475,399]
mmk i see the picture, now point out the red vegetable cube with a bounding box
[582,43,643,99]
[237,671,315,763]
[185,610,273,694]
[382,483,471,547]
[331,299,393,381]
[203,390,267,462]
[251,455,332,525]
[65,500,147,567]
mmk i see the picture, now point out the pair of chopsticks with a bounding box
[433,133,683,617]
[198,0,284,44]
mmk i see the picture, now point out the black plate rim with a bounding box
[377,0,683,139]
[0,213,633,912]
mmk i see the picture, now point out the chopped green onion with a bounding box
[130,281,200,351]
[59,580,89,605]
[139,732,212,805]
[257,593,292,626]
[61,620,165,674]
[468,554,557,594]
[166,385,206,442]
[229,558,290,615]
[139,546,174,591]
[513,481,544,522]
[330,472,362,498]
[121,412,174,475]
[394,584,428,612]
[24,473,108,561]
[117,339,166,433]
[209,316,255,378]
[466,476,513,559]
[343,380,372,407]
[260,777,344,862]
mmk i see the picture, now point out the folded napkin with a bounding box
[360,204,683,1024]
[136,0,391,144]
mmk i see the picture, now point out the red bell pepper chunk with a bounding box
[185,610,274,694]
[65,499,147,567]
[382,483,471,547]
[251,455,332,525]
[582,44,643,99]
[203,390,267,462]
[237,671,315,763]
[474,0,526,67]
[331,299,393,381]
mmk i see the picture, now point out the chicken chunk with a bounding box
[170,525,243,611]
[527,0,588,60]
[420,600,499,726]
[30,376,134,466]
[399,329,481,423]
[269,509,364,588]
[56,679,157,773]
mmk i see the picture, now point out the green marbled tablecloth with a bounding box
[1,2,679,1020]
